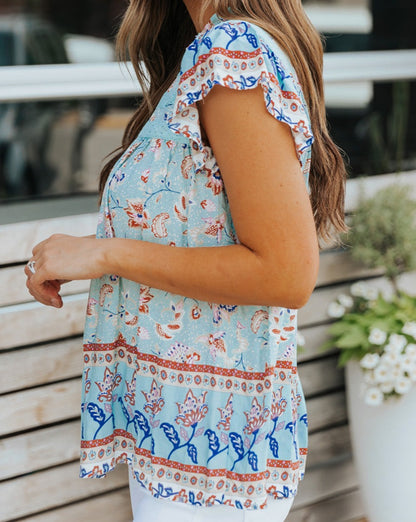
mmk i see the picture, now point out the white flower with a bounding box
[360,353,381,369]
[394,377,412,395]
[388,333,407,351]
[390,364,404,381]
[384,342,405,355]
[364,286,380,301]
[400,355,416,373]
[337,293,354,308]
[402,322,416,340]
[379,381,395,393]
[381,351,400,365]
[368,328,387,346]
[364,386,384,406]
[327,302,345,318]
[381,289,394,302]
[405,343,416,360]
[374,363,392,383]
[296,331,305,347]
[350,281,369,298]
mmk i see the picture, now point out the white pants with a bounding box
[128,471,295,522]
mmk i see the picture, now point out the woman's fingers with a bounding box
[25,262,63,308]
[26,279,61,307]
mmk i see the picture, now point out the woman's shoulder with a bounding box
[181,15,294,74]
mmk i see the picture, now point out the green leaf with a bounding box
[328,322,351,336]
[335,325,368,349]
[371,299,395,316]
[369,318,397,331]
[337,349,360,368]
[318,338,338,353]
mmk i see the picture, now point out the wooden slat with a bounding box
[344,170,416,213]
[5,271,413,353]
[0,404,351,483]
[307,391,348,432]
[1,455,358,521]
[0,369,345,437]
[306,424,352,469]
[299,283,352,327]
[299,355,345,397]
[0,248,377,308]
[0,213,97,265]
[0,265,90,307]
[0,366,345,438]
[288,488,365,522]
[20,488,132,522]
[0,338,82,394]
[294,457,359,509]
[297,323,338,364]
[0,293,87,351]
[0,421,80,481]
[0,461,129,521]
[316,249,384,287]
[0,380,80,437]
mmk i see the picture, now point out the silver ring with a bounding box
[27,260,36,274]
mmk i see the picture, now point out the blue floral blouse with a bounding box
[80,12,314,511]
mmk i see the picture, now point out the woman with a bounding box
[25,0,348,520]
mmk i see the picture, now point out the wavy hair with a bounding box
[99,0,349,245]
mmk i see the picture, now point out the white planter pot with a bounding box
[345,359,416,522]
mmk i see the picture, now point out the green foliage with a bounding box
[340,183,416,281]
[315,184,416,404]
[321,289,416,368]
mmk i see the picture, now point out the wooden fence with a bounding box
[1,171,415,522]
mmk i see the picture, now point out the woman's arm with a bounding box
[25,85,319,309]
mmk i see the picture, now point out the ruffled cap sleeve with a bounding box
[167,16,314,178]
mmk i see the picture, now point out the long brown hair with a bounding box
[99,0,349,245]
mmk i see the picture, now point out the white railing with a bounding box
[0,49,416,103]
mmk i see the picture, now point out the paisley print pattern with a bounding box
[80,13,313,511]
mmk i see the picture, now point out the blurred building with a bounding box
[0,0,125,38]
[0,0,415,203]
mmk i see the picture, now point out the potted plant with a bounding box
[319,182,416,522]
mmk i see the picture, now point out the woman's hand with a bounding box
[24,234,105,308]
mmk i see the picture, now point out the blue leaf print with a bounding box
[248,450,258,472]
[134,410,150,435]
[246,33,258,48]
[204,429,220,453]
[119,397,130,421]
[161,422,180,448]
[202,36,213,50]
[156,483,164,497]
[286,421,295,436]
[229,432,244,458]
[221,24,238,39]
[235,500,243,509]
[300,413,308,426]
[189,40,200,66]
[187,443,198,464]
[269,436,279,458]
[240,75,259,89]
[151,437,155,454]
[87,403,105,424]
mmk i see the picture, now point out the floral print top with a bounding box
[80,12,314,511]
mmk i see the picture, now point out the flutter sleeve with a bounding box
[167,17,314,176]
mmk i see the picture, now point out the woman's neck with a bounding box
[182,0,216,33]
